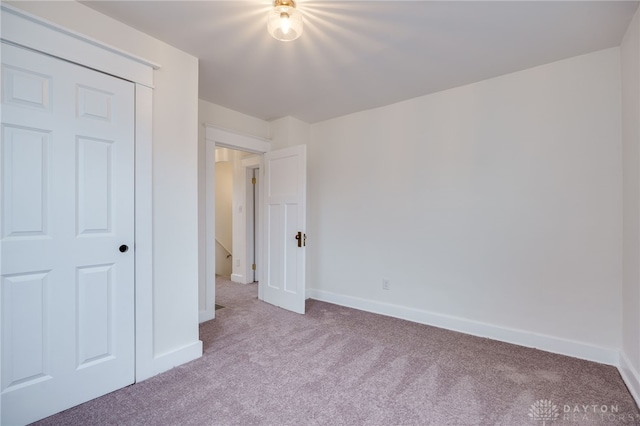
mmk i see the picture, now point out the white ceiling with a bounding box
[83,1,638,124]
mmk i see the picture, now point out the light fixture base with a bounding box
[274,0,296,8]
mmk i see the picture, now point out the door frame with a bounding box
[0,5,160,383]
[231,156,260,285]
[202,125,271,322]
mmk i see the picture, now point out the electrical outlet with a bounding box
[382,279,390,290]
[236,260,241,267]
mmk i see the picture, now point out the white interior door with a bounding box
[1,43,135,425]
[261,145,306,314]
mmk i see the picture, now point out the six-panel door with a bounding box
[1,42,135,425]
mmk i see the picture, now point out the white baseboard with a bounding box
[199,309,214,323]
[620,351,640,408]
[150,340,203,377]
[231,273,245,283]
[308,289,619,366]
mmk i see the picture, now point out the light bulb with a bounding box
[280,13,291,35]
[267,0,303,41]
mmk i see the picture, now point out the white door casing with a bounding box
[203,125,271,322]
[233,155,260,285]
[1,42,135,425]
[262,145,307,314]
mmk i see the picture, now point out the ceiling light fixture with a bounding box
[267,0,303,42]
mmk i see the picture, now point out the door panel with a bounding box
[76,137,113,234]
[2,125,50,238]
[76,264,114,367]
[266,203,283,290]
[283,203,299,294]
[1,42,135,425]
[1,64,51,111]
[1,272,49,390]
[262,145,306,314]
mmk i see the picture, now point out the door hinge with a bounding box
[251,177,257,185]
[252,263,256,270]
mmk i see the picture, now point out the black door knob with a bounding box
[119,244,129,253]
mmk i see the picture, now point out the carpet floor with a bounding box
[34,276,639,425]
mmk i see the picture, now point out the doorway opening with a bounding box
[213,147,260,286]
[202,125,271,322]
[203,125,308,319]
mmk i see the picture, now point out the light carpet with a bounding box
[34,276,639,425]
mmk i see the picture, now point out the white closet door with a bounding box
[1,42,135,425]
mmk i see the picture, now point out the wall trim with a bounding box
[236,155,262,285]
[149,341,203,378]
[230,273,245,283]
[620,351,640,409]
[206,124,271,154]
[201,140,217,323]
[308,289,619,366]
[133,85,155,382]
[198,310,212,324]
[202,125,271,323]
[0,4,159,88]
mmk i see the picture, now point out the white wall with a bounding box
[214,240,232,277]
[271,116,311,150]
[199,100,271,140]
[215,160,233,276]
[621,7,640,403]
[9,1,202,368]
[308,48,622,362]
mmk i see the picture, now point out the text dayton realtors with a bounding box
[562,404,638,423]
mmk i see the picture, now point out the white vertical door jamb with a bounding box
[134,84,154,381]
[202,140,217,322]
